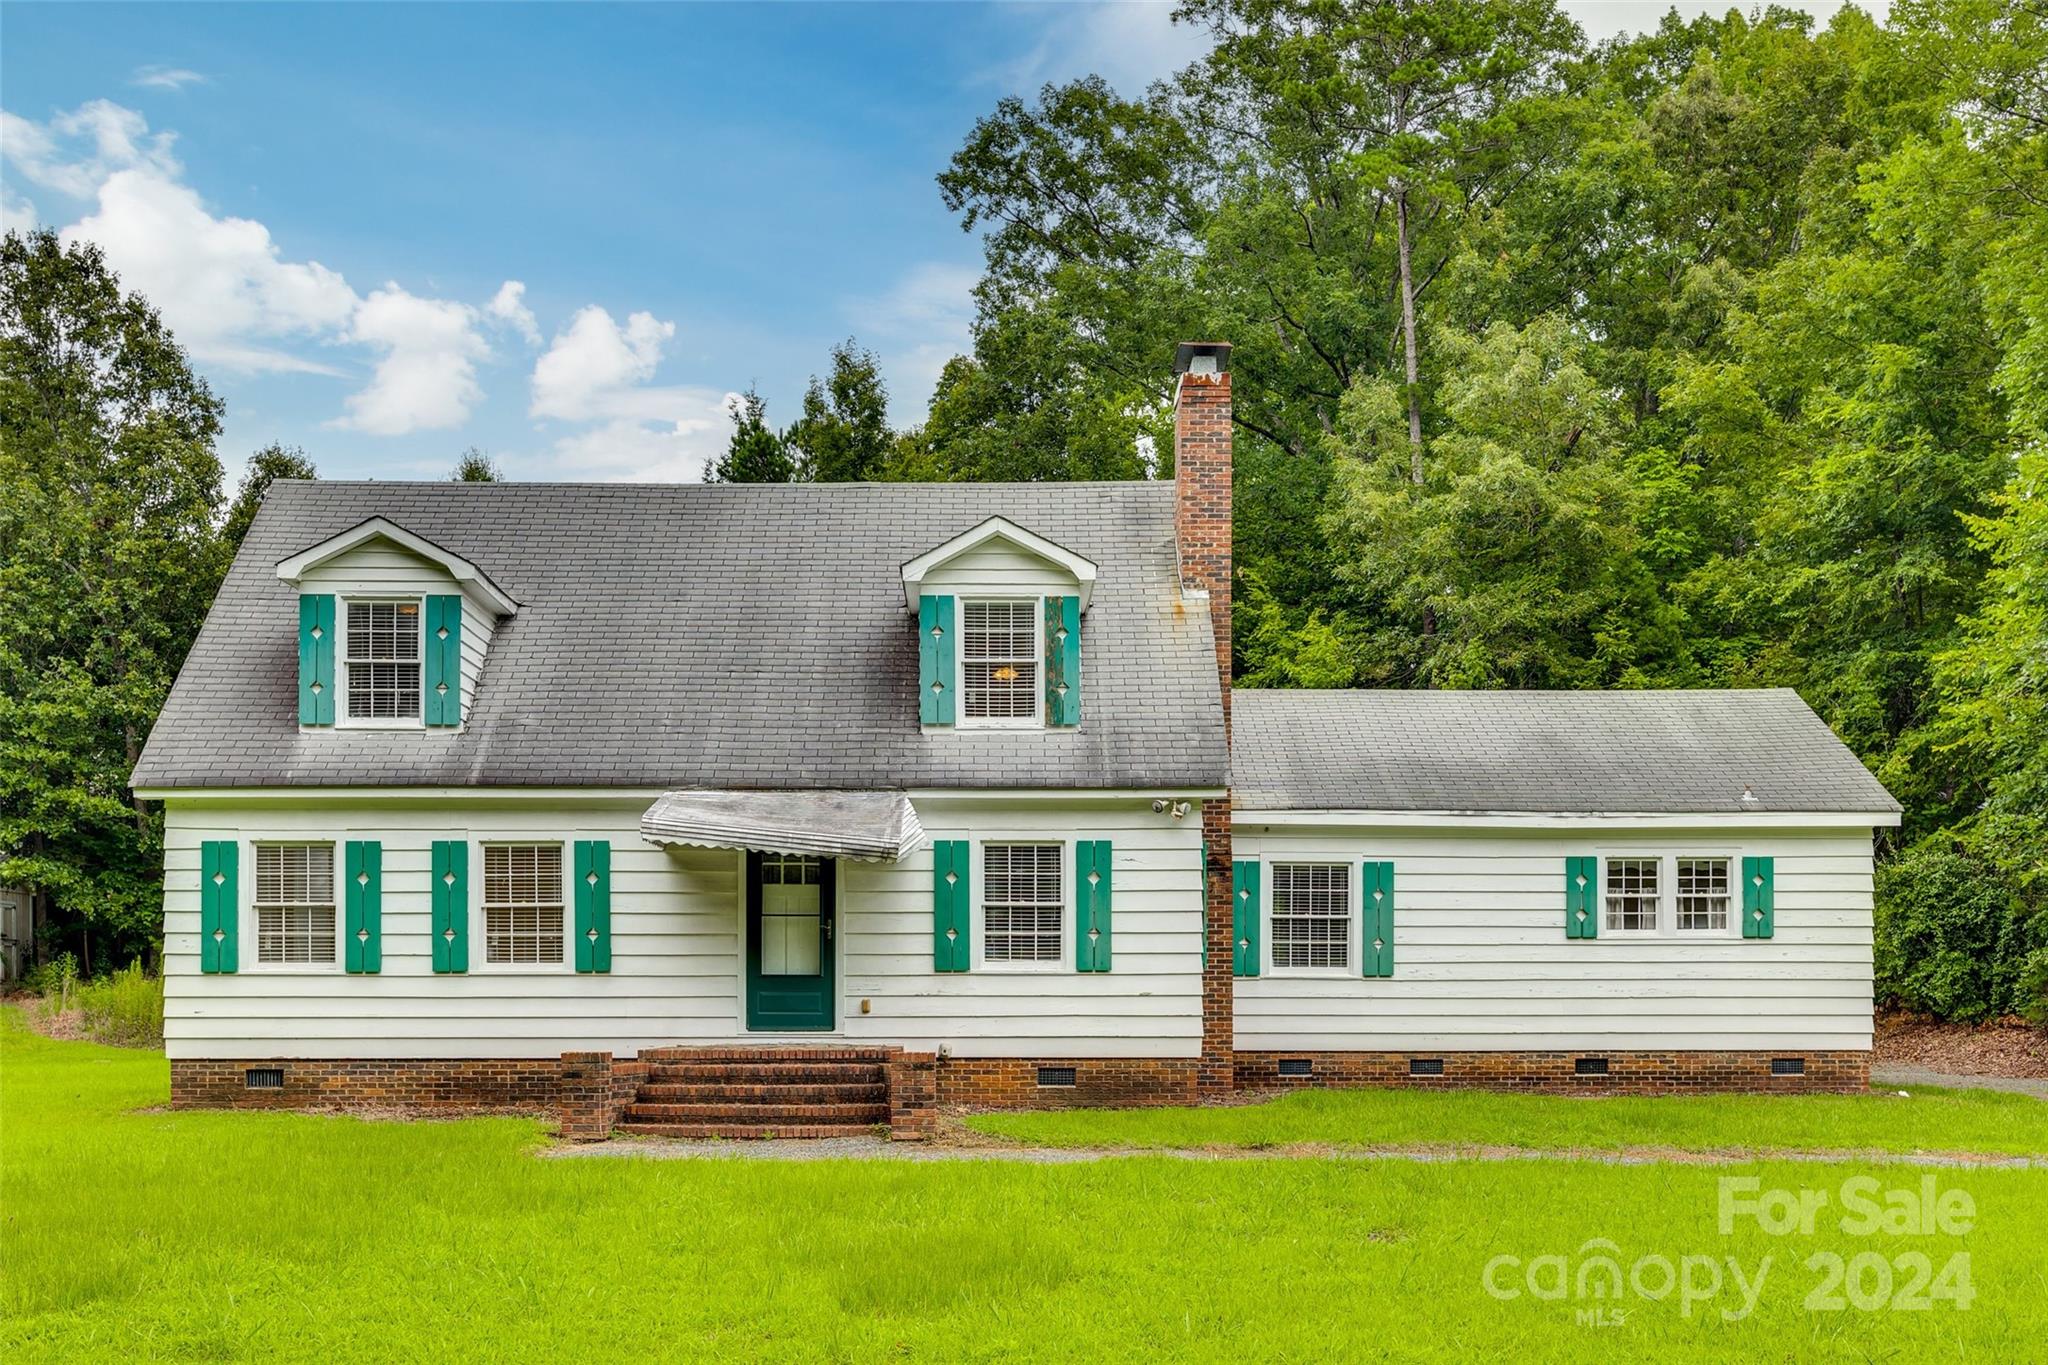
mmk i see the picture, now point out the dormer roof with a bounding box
[899,515,1098,611]
[275,516,520,616]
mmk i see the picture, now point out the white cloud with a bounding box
[2,99,180,199]
[851,261,980,424]
[131,66,208,92]
[5,99,505,433]
[486,280,540,346]
[528,305,735,479]
[336,284,489,435]
[1,183,36,234]
[984,1,1207,96]
[67,167,357,373]
[531,305,676,420]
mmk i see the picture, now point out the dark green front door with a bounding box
[745,852,835,1031]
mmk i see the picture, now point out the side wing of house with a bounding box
[1231,819,1877,1079]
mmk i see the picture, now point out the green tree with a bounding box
[0,229,227,967]
[223,443,316,553]
[786,340,893,482]
[451,446,500,482]
[707,387,796,483]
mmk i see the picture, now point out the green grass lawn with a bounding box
[965,1083,2048,1157]
[5,1014,2045,1362]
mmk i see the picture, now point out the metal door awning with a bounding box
[639,790,925,863]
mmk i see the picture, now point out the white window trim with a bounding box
[241,838,342,973]
[971,835,1068,973]
[1592,849,1746,940]
[1263,854,1359,978]
[954,596,1045,731]
[470,838,574,974]
[336,594,427,730]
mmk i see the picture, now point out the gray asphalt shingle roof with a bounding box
[133,480,1227,791]
[1231,689,1900,815]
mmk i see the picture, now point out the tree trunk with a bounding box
[1395,183,1423,484]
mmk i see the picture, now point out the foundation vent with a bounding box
[245,1067,285,1090]
[1409,1058,1444,1077]
[1036,1065,1077,1088]
[1574,1057,1609,1076]
[1771,1057,1806,1076]
[1278,1058,1313,1078]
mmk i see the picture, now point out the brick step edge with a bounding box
[643,1064,888,1085]
[635,1083,888,1104]
[623,1101,889,1123]
[637,1046,895,1063]
[615,1122,886,1140]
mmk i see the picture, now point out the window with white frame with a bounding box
[983,843,1062,962]
[1605,858,1660,932]
[960,599,1038,723]
[255,843,336,965]
[484,843,564,965]
[1676,857,1732,932]
[1271,863,1350,969]
[345,599,423,721]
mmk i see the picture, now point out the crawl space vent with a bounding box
[1771,1057,1807,1076]
[1574,1057,1610,1076]
[1409,1058,1445,1077]
[1278,1058,1314,1078]
[245,1067,284,1090]
[1035,1065,1077,1088]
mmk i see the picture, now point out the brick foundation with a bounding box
[556,1052,648,1141]
[888,1051,938,1139]
[934,1056,1200,1108]
[1234,1049,1871,1095]
[169,1057,562,1112]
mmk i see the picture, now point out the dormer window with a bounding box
[277,517,517,732]
[960,599,1040,726]
[344,600,423,723]
[902,516,1095,732]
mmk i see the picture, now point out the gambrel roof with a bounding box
[1232,689,1901,816]
[133,479,1226,791]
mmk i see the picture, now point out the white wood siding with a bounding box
[296,539,499,721]
[162,793,1203,1060]
[919,540,1081,598]
[1232,823,1876,1053]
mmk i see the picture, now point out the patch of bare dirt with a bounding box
[1875,1011,2048,1080]
[16,1004,88,1042]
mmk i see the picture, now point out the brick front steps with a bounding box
[613,1046,894,1140]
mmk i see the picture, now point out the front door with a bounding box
[745,852,835,1031]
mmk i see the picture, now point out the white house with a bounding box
[132,341,1900,1138]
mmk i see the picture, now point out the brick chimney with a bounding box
[1175,340,1235,1098]
[1174,340,1232,728]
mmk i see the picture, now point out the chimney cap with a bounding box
[1174,341,1232,375]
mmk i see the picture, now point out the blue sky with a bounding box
[2,1,1880,483]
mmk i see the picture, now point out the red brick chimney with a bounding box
[1174,340,1232,728]
[1175,340,1234,1098]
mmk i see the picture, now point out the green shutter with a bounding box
[200,840,238,974]
[1075,840,1112,972]
[919,595,956,726]
[1232,860,1261,977]
[1742,856,1776,939]
[1565,855,1598,939]
[575,840,612,972]
[298,594,335,725]
[344,840,382,974]
[424,595,463,727]
[1363,860,1395,977]
[431,840,468,974]
[1044,595,1081,726]
[933,839,971,970]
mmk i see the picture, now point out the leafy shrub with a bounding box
[19,952,79,1001]
[74,961,164,1047]
[2019,950,2048,1030]
[1875,842,2045,1022]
